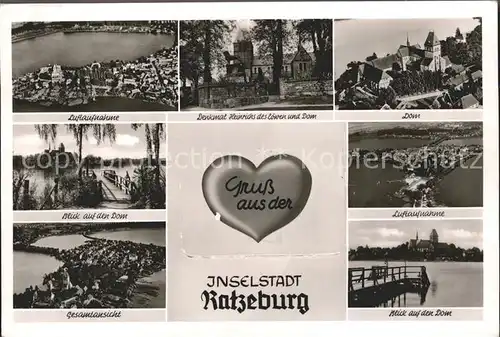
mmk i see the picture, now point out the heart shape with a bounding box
[202,155,312,242]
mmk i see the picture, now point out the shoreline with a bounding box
[13,96,176,112]
[12,28,174,43]
[349,260,483,263]
[12,29,61,43]
[14,222,165,247]
[349,133,483,143]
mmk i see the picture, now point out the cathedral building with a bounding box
[225,28,315,82]
[409,229,451,253]
[353,30,453,91]
[368,31,452,73]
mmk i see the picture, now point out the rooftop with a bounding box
[367,53,399,70]
[461,94,479,108]
[424,31,440,47]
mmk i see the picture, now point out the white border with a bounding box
[1,1,498,337]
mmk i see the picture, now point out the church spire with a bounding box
[406,32,410,47]
[416,230,418,241]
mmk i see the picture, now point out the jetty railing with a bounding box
[348,265,430,292]
[348,265,431,307]
[101,170,137,195]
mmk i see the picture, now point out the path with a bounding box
[183,101,332,111]
[97,170,135,208]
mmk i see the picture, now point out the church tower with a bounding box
[430,229,439,244]
[424,30,442,70]
[233,28,254,73]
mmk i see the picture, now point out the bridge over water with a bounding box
[27,167,166,210]
[348,265,431,307]
[96,169,166,209]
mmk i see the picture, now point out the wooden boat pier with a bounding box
[348,265,431,307]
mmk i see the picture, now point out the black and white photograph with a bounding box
[13,222,166,309]
[13,123,166,210]
[180,19,333,111]
[348,220,483,308]
[348,122,483,208]
[335,18,483,110]
[12,21,178,112]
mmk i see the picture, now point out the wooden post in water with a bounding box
[348,270,352,292]
[98,181,103,201]
[22,179,30,209]
[371,266,377,285]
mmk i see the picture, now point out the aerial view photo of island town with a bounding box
[12,21,178,112]
[335,18,482,110]
[348,122,483,207]
[13,123,166,210]
[348,219,483,308]
[180,19,333,111]
[13,222,166,308]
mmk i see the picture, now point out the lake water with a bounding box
[335,19,480,79]
[435,155,483,207]
[32,234,91,250]
[349,164,407,207]
[90,228,166,246]
[13,32,175,77]
[14,251,63,294]
[14,97,173,112]
[348,137,483,207]
[14,227,166,307]
[19,164,142,198]
[349,261,483,307]
[350,138,431,150]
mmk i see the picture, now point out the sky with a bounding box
[229,20,311,54]
[12,124,166,159]
[349,219,483,250]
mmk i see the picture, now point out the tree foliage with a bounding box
[349,243,483,262]
[252,20,290,93]
[180,20,233,85]
[295,19,333,79]
[390,70,443,97]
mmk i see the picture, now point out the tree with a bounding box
[252,20,291,94]
[366,52,378,62]
[34,124,116,180]
[131,123,166,188]
[466,24,482,67]
[180,20,233,86]
[455,27,463,40]
[392,62,402,72]
[296,19,333,79]
[377,86,397,107]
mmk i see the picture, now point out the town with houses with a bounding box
[12,22,178,110]
[336,23,483,110]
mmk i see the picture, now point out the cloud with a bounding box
[444,229,482,239]
[377,228,405,238]
[15,134,42,147]
[116,134,140,147]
